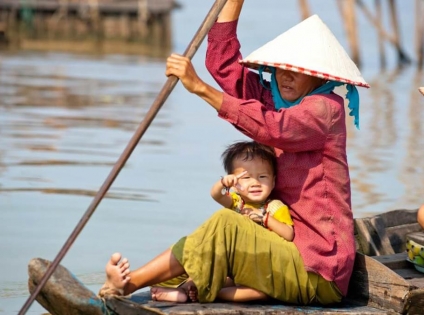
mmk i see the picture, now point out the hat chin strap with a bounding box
[258,66,360,130]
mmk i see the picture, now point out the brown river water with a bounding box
[1,1,423,313]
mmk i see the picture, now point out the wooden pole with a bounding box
[88,0,100,34]
[347,0,360,66]
[17,1,229,314]
[355,0,410,64]
[415,0,424,68]
[298,0,311,20]
[388,0,410,65]
[374,0,386,69]
[138,0,148,39]
[337,0,361,66]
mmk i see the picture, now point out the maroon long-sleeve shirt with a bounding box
[206,20,355,296]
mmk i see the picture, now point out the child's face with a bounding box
[232,156,275,204]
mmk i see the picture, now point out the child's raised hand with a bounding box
[221,171,247,191]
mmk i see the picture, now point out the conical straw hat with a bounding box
[419,87,424,96]
[240,15,369,88]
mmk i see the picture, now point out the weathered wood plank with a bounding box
[406,232,424,245]
[394,269,424,288]
[354,209,424,256]
[373,252,410,270]
[106,292,393,315]
[372,252,424,291]
[28,258,107,315]
[355,218,377,256]
[28,257,161,315]
[370,216,395,255]
[386,224,423,253]
[355,217,394,256]
[378,209,419,228]
[404,288,424,315]
[348,252,410,313]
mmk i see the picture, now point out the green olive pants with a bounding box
[166,209,342,304]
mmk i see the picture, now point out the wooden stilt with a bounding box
[347,0,360,66]
[138,0,149,39]
[337,0,361,66]
[88,0,100,35]
[374,0,386,69]
[298,0,311,20]
[162,12,171,49]
[51,0,70,38]
[388,0,410,65]
[415,0,424,68]
[355,0,411,65]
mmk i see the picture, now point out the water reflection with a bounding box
[349,67,424,216]
[0,52,171,203]
[400,70,424,205]
[0,187,158,201]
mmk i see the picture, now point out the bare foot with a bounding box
[98,252,131,297]
[179,279,198,302]
[186,284,198,302]
[150,287,188,303]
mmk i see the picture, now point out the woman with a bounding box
[100,0,369,305]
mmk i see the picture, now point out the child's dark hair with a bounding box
[221,141,277,174]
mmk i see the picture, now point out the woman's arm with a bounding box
[166,54,331,152]
[217,0,244,22]
[166,54,223,111]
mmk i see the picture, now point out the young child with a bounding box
[211,140,294,240]
[150,140,294,302]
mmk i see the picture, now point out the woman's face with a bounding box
[275,69,326,102]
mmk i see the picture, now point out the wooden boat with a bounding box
[27,209,424,315]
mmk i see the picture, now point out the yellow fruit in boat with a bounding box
[413,255,424,267]
[408,239,424,255]
[411,244,422,256]
[407,249,415,260]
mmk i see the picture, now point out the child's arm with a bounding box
[264,215,294,241]
[210,177,233,208]
[418,204,424,229]
[211,172,247,209]
[264,200,294,241]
